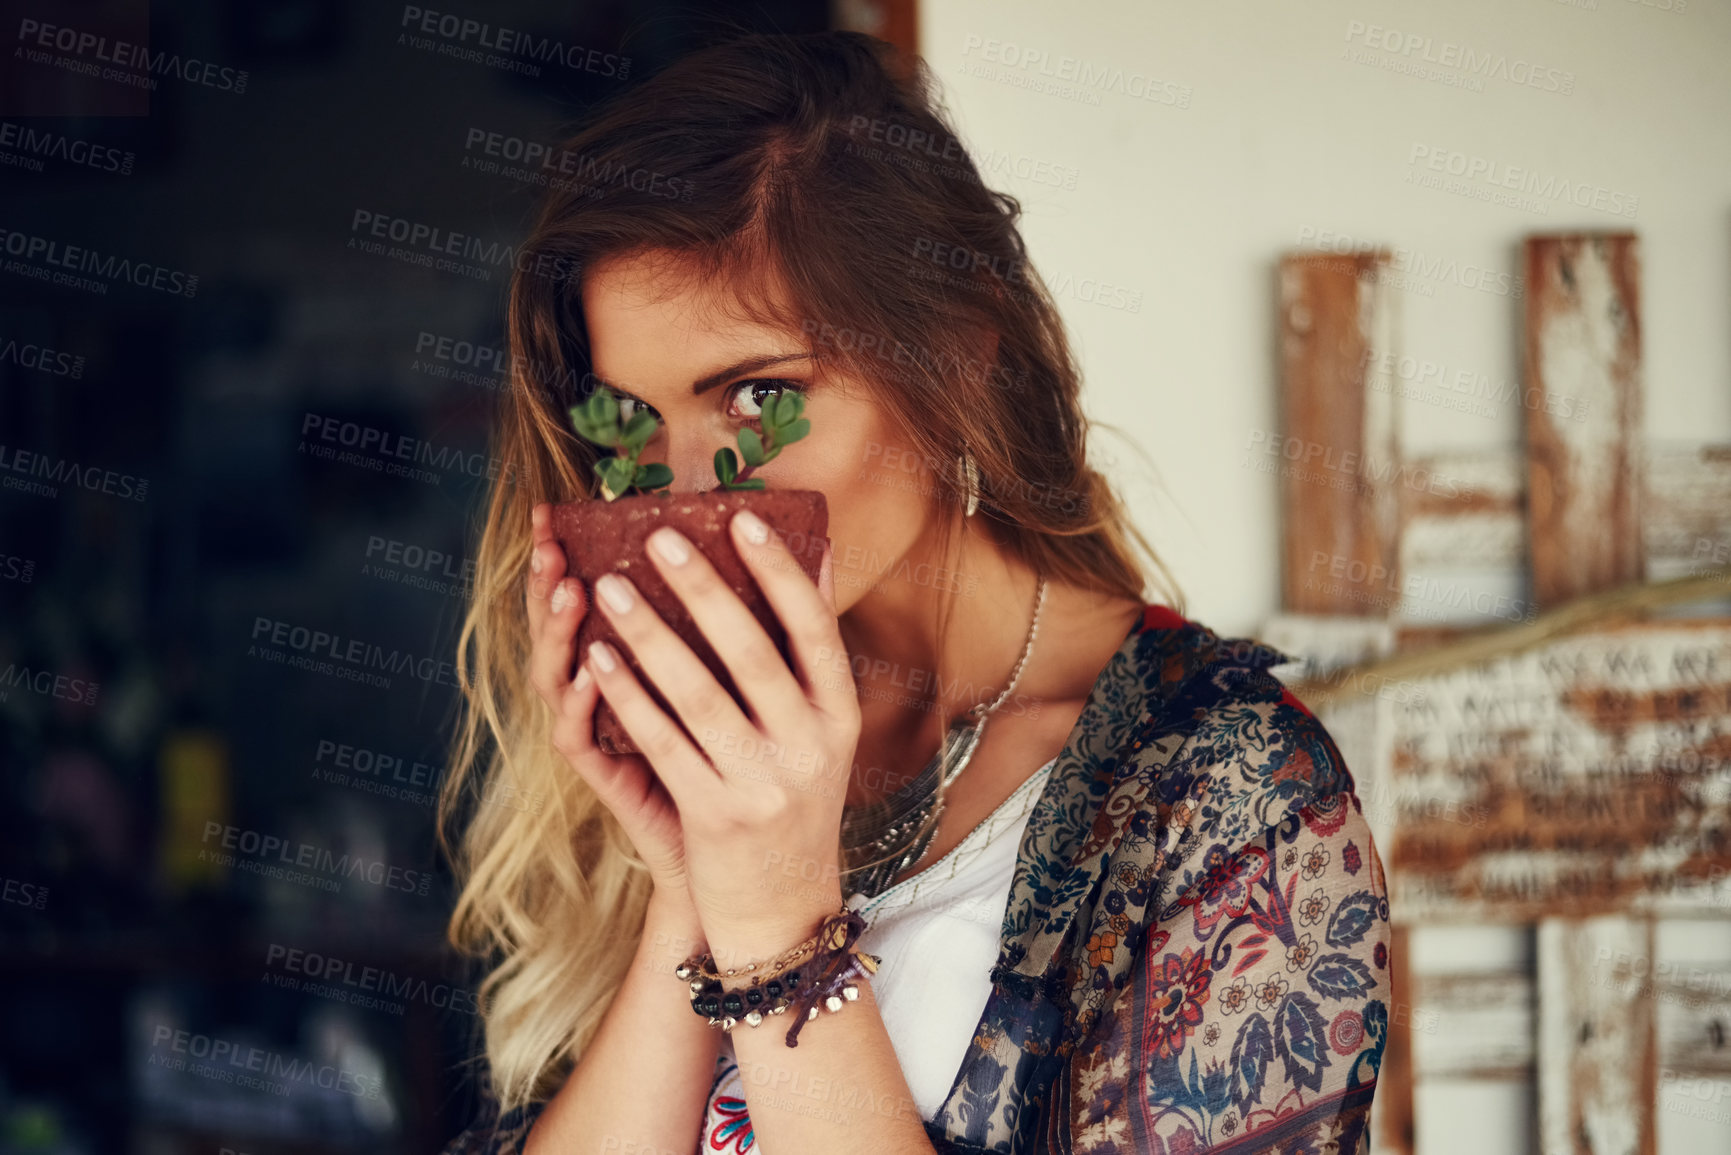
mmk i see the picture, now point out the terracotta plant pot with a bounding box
[550,489,830,756]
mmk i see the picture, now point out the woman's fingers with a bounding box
[531,577,586,709]
[525,504,562,625]
[551,657,688,888]
[625,522,812,732]
[726,513,859,728]
[581,639,726,809]
[527,503,581,709]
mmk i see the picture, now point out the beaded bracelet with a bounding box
[675,904,881,1048]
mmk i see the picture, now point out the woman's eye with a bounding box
[728,379,805,422]
[614,393,659,424]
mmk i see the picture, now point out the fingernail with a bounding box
[597,573,635,613]
[588,641,618,672]
[574,663,593,691]
[551,580,579,614]
[532,550,544,575]
[649,526,691,565]
[735,509,769,545]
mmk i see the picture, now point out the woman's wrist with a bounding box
[700,888,846,971]
[640,881,708,977]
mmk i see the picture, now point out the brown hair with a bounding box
[440,29,1184,1110]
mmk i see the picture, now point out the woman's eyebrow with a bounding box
[591,352,813,404]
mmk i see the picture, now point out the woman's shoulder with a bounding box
[994,606,1364,975]
[1123,604,1361,847]
[1085,603,1356,818]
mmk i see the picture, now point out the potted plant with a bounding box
[551,386,829,756]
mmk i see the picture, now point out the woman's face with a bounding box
[579,250,945,616]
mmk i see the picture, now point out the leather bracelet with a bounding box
[675,905,881,1047]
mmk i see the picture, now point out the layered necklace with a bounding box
[837,576,1049,901]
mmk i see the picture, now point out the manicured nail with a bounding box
[649,526,691,565]
[735,509,769,545]
[588,641,617,672]
[531,549,544,575]
[597,573,635,613]
[574,663,593,691]
[551,580,579,614]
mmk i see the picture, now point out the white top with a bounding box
[695,756,1059,1153]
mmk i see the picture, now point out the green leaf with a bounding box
[619,408,658,452]
[760,390,787,429]
[777,417,810,446]
[570,392,622,447]
[737,427,765,468]
[634,462,673,491]
[714,447,738,485]
[727,477,766,490]
[595,457,633,500]
[772,389,805,426]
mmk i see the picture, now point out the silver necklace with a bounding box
[838,576,1049,900]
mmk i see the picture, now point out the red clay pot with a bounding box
[549,489,830,756]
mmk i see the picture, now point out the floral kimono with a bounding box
[442,604,1390,1154]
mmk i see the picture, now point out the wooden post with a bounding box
[1537,917,1657,1155]
[1277,250,1402,616]
[1524,234,1644,610]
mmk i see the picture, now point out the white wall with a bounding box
[919,0,1731,637]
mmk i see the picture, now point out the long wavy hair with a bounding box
[437,29,1185,1113]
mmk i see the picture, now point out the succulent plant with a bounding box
[568,385,811,501]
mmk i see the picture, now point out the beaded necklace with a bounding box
[838,576,1048,900]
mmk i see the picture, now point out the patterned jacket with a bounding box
[442,604,1391,1154]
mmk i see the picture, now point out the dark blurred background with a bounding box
[0,2,865,1151]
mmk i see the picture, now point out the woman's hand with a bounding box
[528,502,691,899]
[578,507,859,960]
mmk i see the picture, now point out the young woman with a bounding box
[438,30,1390,1155]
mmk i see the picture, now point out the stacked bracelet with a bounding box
[675,904,881,1048]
